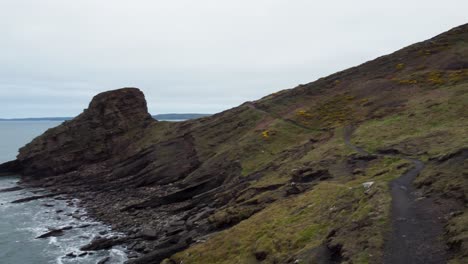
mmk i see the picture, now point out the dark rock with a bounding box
[170,220,185,227]
[66,252,77,258]
[139,228,159,240]
[0,160,21,176]
[0,186,23,193]
[437,148,468,162]
[165,226,185,236]
[349,153,378,161]
[80,237,126,251]
[11,193,57,203]
[254,250,268,261]
[36,229,65,239]
[36,226,72,239]
[127,240,189,264]
[186,208,214,227]
[286,184,302,195]
[292,168,330,183]
[377,148,400,155]
[127,252,139,258]
[352,168,364,175]
[97,257,110,264]
[128,241,138,250]
[133,242,148,253]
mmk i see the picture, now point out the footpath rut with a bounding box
[344,125,447,264]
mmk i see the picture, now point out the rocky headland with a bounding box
[1,24,467,263]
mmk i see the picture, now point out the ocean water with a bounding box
[0,121,127,264]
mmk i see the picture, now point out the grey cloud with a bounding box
[0,0,467,117]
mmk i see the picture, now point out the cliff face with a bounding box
[6,24,468,264]
[17,88,155,177]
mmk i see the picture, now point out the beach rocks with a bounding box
[80,236,127,251]
[0,186,22,193]
[36,226,72,239]
[138,228,159,240]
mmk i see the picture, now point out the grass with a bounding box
[239,117,318,177]
[168,79,467,263]
[171,155,409,264]
[352,83,468,157]
[157,28,468,263]
[167,69,468,264]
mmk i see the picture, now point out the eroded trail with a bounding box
[343,126,447,264]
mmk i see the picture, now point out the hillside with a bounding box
[1,24,467,264]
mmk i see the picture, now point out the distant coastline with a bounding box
[0,113,210,121]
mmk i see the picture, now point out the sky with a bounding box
[0,1,467,118]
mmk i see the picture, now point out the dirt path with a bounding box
[344,125,447,264]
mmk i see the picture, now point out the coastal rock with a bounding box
[80,236,127,251]
[11,193,58,203]
[0,186,23,193]
[36,229,65,239]
[0,160,21,175]
[17,88,154,178]
[138,228,159,240]
[36,226,72,239]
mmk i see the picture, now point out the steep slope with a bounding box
[2,24,467,263]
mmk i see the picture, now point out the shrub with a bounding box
[427,71,444,85]
[296,110,313,118]
[396,63,405,70]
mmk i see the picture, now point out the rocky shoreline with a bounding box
[2,88,245,263]
[0,175,128,263]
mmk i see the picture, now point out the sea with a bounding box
[0,121,127,264]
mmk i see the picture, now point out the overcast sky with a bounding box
[0,1,466,118]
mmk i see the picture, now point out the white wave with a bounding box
[1,180,128,264]
[55,256,64,264]
[109,248,129,263]
[49,237,58,246]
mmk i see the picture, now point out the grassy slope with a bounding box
[157,24,468,264]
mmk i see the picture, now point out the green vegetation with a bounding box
[172,156,409,264]
[392,69,468,88]
[396,63,405,70]
[159,25,468,263]
[352,83,467,157]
